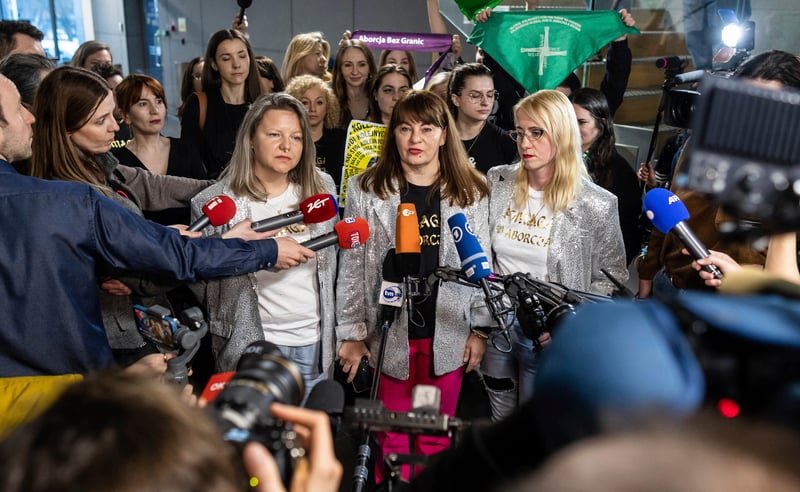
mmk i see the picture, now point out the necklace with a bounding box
[463,121,486,155]
[526,190,547,227]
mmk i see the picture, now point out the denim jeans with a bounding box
[480,318,541,422]
[274,341,326,405]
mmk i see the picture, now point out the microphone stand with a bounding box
[352,306,396,492]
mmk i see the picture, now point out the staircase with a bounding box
[575,5,694,126]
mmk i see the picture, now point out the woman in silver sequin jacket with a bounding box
[482,90,628,422]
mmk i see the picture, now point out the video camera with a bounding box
[681,74,800,236]
[132,304,207,385]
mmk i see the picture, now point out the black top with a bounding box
[462,122,518,174]
[111,122,132,150]
[111,137,207,226]
[180,89,249,179]
[587,150,642,265]
[401,183,441,340]
[315,127,347,192]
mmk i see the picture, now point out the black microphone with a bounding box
[674,69,705,85]
[251,193,338,232]
[655,56,684,70]
[304,379,345,435]
[237,0,253,25]
[378,249,403,325]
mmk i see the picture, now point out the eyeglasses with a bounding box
[192,73,202,81]
[509,128,546,142]
[460,90,499,103]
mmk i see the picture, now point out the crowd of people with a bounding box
[0,2,799,491]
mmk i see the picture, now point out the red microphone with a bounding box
[251,193,339,232]
[188,195,236,232]
[301,216,370,251]
[199,371,235,402]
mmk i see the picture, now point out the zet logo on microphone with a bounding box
[306,195,331,212]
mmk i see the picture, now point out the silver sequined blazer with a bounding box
[335,175,494,380]
[190,172,338,373]
[486,163,628,295]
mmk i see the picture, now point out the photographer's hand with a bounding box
[243,404,342,492]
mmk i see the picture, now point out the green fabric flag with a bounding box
[468,10,640,93]
[455,0,503,21]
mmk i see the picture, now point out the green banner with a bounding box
[340,120,387,207]
[454,0,503,21]
[468,10,639,93]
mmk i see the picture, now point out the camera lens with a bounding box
[213,341,305,434]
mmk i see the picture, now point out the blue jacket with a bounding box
[0,161,278,377]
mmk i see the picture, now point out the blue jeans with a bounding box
[479,318,541,421]
[274,341,327,405]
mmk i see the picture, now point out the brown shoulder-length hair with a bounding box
[29,66,113,194]
[360,90,488,208]
[202,29,261,103]
[331,40,377,124]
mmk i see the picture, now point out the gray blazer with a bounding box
[486,163,628,295]
[98,153,213,353]
[190,172,338,373]
[335,175,494,380]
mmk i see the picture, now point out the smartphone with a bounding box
[133,304,179,350]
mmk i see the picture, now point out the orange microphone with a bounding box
[395,203,421,276]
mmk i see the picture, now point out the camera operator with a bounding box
[0,371,342,492]
[636,51,800,298]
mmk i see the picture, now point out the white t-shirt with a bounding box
[251,183,320,346]
[492,188,553,280]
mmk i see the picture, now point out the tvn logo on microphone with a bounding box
[380,281,404,308]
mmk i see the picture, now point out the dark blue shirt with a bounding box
[0,160,278,377]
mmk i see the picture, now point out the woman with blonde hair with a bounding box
[481,90,628,421]
[281,31,331,84]
[191,93,338,400]
[285,74,346,191]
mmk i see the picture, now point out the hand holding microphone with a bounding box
[644,188,723,280]
[188,195,237,232]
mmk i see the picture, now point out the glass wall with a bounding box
[1,0,86,63]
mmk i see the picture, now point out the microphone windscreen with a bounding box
[201,195,237,226]
[396,203,421,254]
[301,194,339,223]
[304,380,345,415]
[643,188,690,234]
[382,248,401,283]
[333,216,369,249]
[447,213,492,283]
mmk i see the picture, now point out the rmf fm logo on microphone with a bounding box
[305,195,331,212]
[206,196,226,211]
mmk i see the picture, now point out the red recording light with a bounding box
[717,398,740,418]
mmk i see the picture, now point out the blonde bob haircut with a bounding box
[284,74,341,129]
[221,92,326,202]
[281,32,331,83]
[512,89,587,213]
